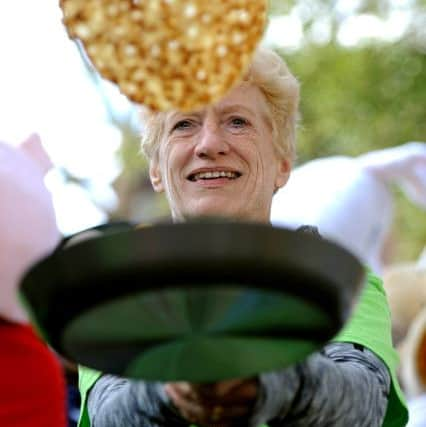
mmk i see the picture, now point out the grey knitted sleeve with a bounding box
[87,376,186,427]
[87,342,390,427]
[250,342,391,427]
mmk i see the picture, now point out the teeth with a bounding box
[193,171,238,180]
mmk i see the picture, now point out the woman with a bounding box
[79,48,408,427]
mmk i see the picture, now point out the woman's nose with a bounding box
[195,123,230,159]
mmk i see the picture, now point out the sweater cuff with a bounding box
[249,365,301,427]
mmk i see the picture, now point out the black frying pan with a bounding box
[21,220,364,382]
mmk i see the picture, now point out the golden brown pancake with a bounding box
[60,0,268,111]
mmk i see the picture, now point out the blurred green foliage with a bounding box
[280,43,426,261]
[284,43,426,162]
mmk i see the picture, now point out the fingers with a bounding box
[165,379,258,426]
[165,383,206,423]
[211,379,245,396]
[194,378,258,402]
[216,378,258,400]
[165,382,198,401]
[166,385,251,425]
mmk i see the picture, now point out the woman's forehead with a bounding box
[216,83,270,115]
[167,82,270,120]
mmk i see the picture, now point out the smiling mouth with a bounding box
[188,170,242,182]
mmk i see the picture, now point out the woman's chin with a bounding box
[176,196,269,223]
[184,202,243,221]
[183,204,265,223]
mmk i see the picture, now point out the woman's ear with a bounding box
[274,157,292,191]
[149,159,164,193]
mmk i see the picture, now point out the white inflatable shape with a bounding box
[271,142,426,274]
[0,135,60,323]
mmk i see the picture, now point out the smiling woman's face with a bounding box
[149,83,291,223]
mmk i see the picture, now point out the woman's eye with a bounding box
[230,117,249,127]
[172,120,193,131]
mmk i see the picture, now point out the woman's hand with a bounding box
[165,378,258,426]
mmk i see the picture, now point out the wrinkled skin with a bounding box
[0,134,60,323]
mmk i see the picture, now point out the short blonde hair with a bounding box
[141,47,299,162]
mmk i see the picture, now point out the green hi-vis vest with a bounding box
[78,270,408,427]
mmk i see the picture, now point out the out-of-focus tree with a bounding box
[285,43,426,162]
[282,42,426,261]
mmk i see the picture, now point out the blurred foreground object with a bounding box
[0,136,66,426]
[400,306,426,398]
[0,135,60,323]
[384,248,426,347]
[0,321,66,427]
[271,142,426,274]
[384,249,426,427]
[384,248,426,398]
[60,0,267,111]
